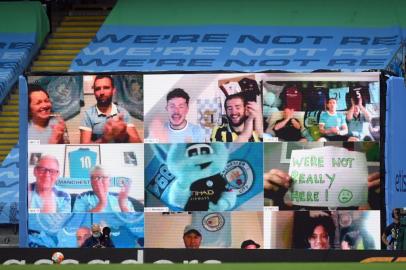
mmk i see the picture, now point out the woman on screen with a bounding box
[28,84,69,144]
[293,211,335,249]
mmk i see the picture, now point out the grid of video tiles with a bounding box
[26,72,383,249]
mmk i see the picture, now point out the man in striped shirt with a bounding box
[211,93,262,142]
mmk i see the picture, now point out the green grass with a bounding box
[106,0,406,27]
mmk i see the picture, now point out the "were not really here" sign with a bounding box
[288,146,368,208]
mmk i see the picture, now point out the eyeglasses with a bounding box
[91,176,109,181]
[35,166,59,176]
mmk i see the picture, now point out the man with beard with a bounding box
[80,75,142,143]
[81,224,103,248]
[211,93,263,142]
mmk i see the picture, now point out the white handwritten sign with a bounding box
[288,146,368,207]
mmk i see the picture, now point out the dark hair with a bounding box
[28,84,50,119]
[166,88,190,104]
[224,93,247,111]
[325,97,337,111]
[293,211,336,249]
[306,216,335,246]
[102,226,111,236]
[342,232,356,247]
[241,239,260,249]
[326,97,337,103]
[392,208,401,219]
[93,75,114,89]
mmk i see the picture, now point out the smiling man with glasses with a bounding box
[73,165,135,213]
[29,155,71,213]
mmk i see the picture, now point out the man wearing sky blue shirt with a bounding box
[73,165,134,213]
[147,88,206,143]
[29,155,71,213]
[79,75,142,143]
[318,98,353,141]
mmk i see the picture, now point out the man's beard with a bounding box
[97,97,113,107]
[227,114,246,127]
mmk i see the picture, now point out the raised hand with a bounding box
[49,115,66,144]
[118,180,131,212]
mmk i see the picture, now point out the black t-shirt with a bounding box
[81,236,103,248]
[273,118,302,141]
[184,174,228,211]
[99,236,115,248]
[238,77,260,102]
[384,222,400,246]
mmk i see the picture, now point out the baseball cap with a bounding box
[241,239,260,249]
[183,225,201,237]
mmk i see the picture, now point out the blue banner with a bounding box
[386,43,405,77]
[0,33,36,103]
[0,145,19,224]
[385,77,406,224]
[70,25,402,72]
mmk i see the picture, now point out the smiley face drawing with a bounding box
[338,189,353,204]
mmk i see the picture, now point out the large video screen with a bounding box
[22,72,391,250]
